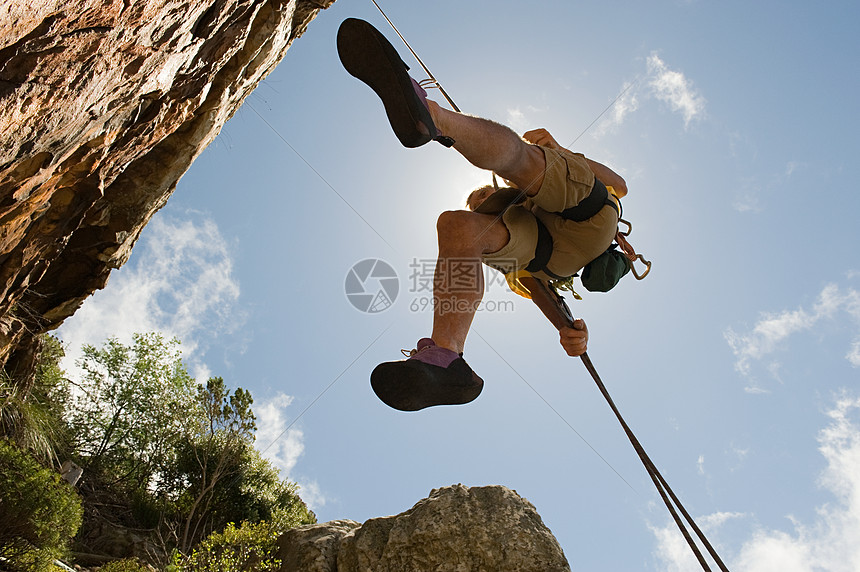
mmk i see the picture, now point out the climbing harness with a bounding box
[524,178,651,292]
[525,179,619,281]
[509,180,650,296]
[519,274,730,572]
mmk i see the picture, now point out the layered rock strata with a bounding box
[0,0,334,380]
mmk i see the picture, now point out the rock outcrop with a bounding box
[0,0,334,381]
[277,485,571,572]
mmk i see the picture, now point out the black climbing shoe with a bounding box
[337,18,454,148]
[371,338,484,411]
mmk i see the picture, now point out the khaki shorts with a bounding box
[482,146,619,281]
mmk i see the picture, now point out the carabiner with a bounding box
[631,254,652,280]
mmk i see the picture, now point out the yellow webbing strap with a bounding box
[504,270,534,299]
[605,185,621,215]
[505,270,583,301]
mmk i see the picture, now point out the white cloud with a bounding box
[595,81,640,135]
[651,519,697,572]
[609,82,639,126]
[725,284,860,383]
[736,394,860,571]
[254,392,304,476]
[296,480,327,512]
[57,212,242,381]
[732,177,764,213]
[847,342,860,367]
[506,105,548,137]
[734,530,813,572]
[254,391,327,510]
[595,54,703,133]
[732,194,762,214]
[786,161,803,177]
[653,394,860,571]
[506,107,528,133]
[647,53,706,127]
[728,445,750,472]
[724,307,810,378]
[651,512,745,572]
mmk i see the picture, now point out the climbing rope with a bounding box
[520,275,731,572]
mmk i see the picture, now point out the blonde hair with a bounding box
[466,185,495,211]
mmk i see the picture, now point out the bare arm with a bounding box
[584,158,627,198]
[522,128,628,198]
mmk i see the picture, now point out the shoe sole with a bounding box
[370,358,484,411]
[337,18,435,148]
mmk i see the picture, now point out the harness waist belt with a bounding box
[525,178,620,279]
[559,178,618,222]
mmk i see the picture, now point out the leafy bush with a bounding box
[179,519,284,572]
[0,438,82,570]
[44,332,314,563]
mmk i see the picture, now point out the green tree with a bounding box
[174,461,315,571]
[168,439,316,549]
[0,438,83,570]
[158,377,315,552]
[67,332,196,489]
[166,377,257,551]
[61,333,313,562]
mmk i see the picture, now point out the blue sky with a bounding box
[57,0,860,570]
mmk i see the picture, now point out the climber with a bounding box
[338,18,626,411]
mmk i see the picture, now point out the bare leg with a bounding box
[430,210,510,354]
[427,100,546,194]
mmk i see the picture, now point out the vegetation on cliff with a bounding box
[0,333,314,570]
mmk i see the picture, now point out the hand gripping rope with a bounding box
[369,2,723,569]
[521,275,730,572]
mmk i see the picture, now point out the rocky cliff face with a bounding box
[277,485,571,572]
[0,0,334,381]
